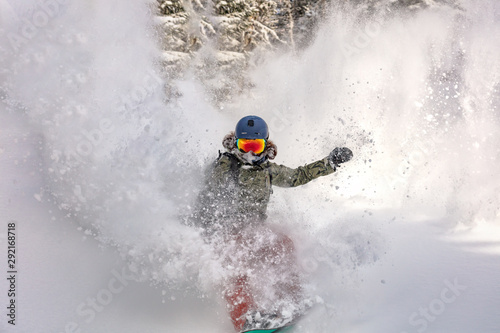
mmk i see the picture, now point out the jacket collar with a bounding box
[231,148,269,166]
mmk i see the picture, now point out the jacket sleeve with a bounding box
[269,157,336,187]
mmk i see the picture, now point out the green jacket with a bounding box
[192,152,336,232]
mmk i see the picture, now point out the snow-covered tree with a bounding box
[155,0,461,105]
[214,0,285,52]
[156,0,288,105]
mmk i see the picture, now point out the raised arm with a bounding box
[269,147,353,187]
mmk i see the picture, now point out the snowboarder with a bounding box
[190,115,353,332]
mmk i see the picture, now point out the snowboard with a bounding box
[240,307,313,333]
[240,325,293,333]
[237,293,321,333]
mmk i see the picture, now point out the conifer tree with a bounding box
[155,0,460,104]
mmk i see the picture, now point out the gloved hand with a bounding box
[328,147,353,167]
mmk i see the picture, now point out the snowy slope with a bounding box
[1,0,500,332]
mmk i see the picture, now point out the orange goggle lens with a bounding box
[237,138,266,155]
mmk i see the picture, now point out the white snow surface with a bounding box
[1,0,500,332]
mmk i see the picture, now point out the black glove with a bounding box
[328,147,353,167]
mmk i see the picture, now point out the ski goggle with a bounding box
[236,138,267,155]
